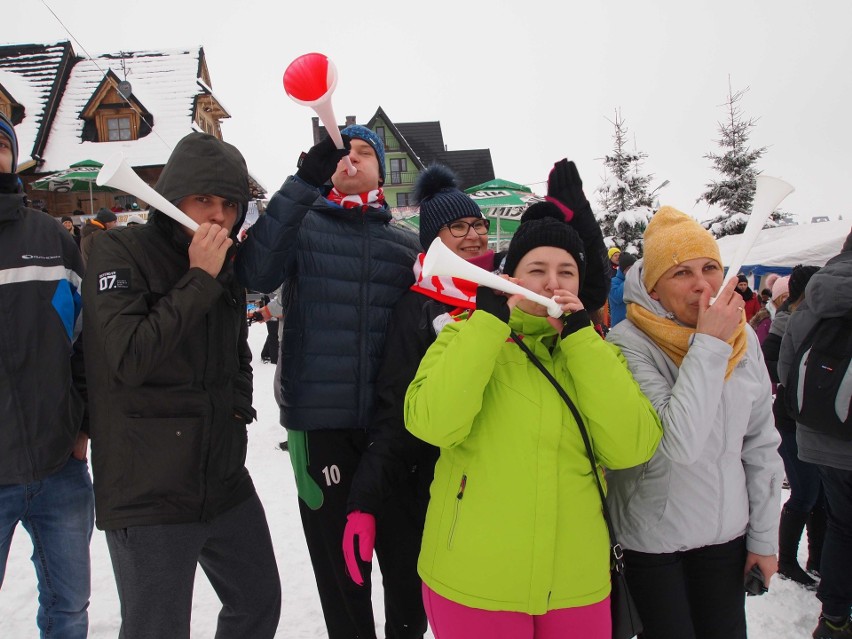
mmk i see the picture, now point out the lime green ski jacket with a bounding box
[405,308,662,614]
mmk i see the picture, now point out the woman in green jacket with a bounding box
[404,213,663,639]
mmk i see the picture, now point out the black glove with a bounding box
[295,134,352,187]
[547,159,610,312]
[476,286,510,324]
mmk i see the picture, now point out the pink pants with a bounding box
[422,583,611,639]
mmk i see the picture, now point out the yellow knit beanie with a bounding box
[642,206,721,292]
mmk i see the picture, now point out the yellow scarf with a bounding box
[626,303,748,380]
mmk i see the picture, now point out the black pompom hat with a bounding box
[415,164,483,250]
[503,217,586,290]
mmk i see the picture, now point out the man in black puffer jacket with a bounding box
[0,110,94,639]
[237,125,420,639]
[83,132,281,638]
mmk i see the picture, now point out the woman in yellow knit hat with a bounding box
[605,206,784,639]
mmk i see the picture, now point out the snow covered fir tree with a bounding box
[595,109,655,254]
[697,80,768,238]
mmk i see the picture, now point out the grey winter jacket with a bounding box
[778,249,852,470]
[606,261,783,556]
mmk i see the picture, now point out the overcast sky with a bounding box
[4,0,851,222]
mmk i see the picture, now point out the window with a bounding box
[106,116,132,141]
[397,192,412,207]
[389,158,408,185]
[376,126,386,144]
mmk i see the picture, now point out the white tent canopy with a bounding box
[717,220,849,278]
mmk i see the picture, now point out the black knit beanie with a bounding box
[788,264,820,303]
[503,217,586,289]
[415,164,483,250]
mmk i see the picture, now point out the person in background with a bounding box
[735,273,762,321]
[761,265,824,590]
[750,275,789,344]
[0,109,94,639]
[125,214,145,226]
[608,251,637,328]
[404,210,662,639]
[606,207,783,639]
[608,246,621,278]
[81,207,117,265]
[61,214,82,248]
[236,124,420,639]
[82,132,281,639]
[779,232,852,639]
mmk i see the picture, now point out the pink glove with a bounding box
[342,510,376,586]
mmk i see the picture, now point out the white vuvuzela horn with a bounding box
[96,153,199,231]
[718,175,794,296]
[421,238,564,318]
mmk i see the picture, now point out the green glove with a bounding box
[287,430,324,510]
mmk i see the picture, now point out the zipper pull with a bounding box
[457,474,467,500]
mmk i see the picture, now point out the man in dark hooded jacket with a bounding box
[82,132,281,638]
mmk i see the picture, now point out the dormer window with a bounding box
[79,70,152,143]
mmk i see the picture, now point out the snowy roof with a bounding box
[0,42,70,166]
[39,46,204,172]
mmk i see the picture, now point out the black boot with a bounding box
[807,506,827,575]
[813,615,852,638]
[779,506,817,588]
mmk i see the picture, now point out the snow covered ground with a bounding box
[0,324,822,637]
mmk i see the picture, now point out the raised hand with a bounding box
[189,222,233,278]
[696,277,744,342]
[296,134,352,187]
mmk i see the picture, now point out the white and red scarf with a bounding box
[326,187,386,211]
[410,250,495,309]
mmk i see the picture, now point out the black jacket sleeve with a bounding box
[347,292,443,514]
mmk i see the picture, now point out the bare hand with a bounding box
[745,552,778,587]
[696,277,742,341]
[72,431,89,461]
[188,223,233,278]
[547,289,584,332]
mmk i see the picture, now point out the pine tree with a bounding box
[595,109,655,254]
[698,79,767,238]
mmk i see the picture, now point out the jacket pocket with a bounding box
[122,416,204,506]
[447,473,467,550]
[622,459,670,532]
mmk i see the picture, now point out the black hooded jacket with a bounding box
[82,133,256,530]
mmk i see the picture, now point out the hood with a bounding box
[81,219,104,238]
[805,251,852,318]
[622,258,673,320]
[150,132,250,239]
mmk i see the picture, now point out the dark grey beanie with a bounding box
[415,164,483,250]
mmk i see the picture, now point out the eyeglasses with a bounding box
[443,219,490,237]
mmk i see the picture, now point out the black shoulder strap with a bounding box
[510,330,626,572]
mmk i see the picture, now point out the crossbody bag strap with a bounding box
[510,330,626,572]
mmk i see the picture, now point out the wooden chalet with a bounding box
[0,40,264,218]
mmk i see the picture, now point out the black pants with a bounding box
[295,429,427,639]
[817,465,852,618]
[623,536,747,639]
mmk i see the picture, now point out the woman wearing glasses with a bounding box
[341,164,496,637]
